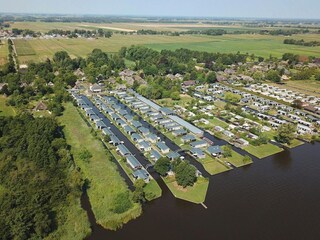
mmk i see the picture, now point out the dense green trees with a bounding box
[154,157,171,176]
[276,123,297,144]
[0,114,82,239]
[266,70,281,82]
[172,159,197,188]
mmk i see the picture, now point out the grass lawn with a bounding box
[209,117,229,128]
[163,176,209,204]
[243,143,283,159]
[222,150,252,167]
[201,155,231,175]
[144,179,162,201]
[13,32,320,64]
[270,80,320,97]
[156,94,194,108]
[0,96,16,116]
[0,41,8,66]
[58,102,141,230]
[283,139,304,149]
[14,39,36,56]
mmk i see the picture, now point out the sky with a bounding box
[0,0,320,19]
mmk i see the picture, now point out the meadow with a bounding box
[12,32,320,64]
[0,41,8,66]
[58,102,142,230]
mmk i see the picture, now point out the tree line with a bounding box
[284,38,320,47]
[0,114,83,239]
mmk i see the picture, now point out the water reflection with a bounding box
[272,148,293,170]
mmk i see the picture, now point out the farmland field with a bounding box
[12,33,320,64]
[14,39,36,56]
[0,41,8,66]
[270,80,320,97]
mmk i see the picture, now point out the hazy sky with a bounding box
[0,0,320,19]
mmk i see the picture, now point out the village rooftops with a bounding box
[117,144,131,156]
[190,148,206,159]
[126,155,142,170]
[190,140,208,148]
[132,169,150,182]
[159,107,175,116]
[167,151,181,160]
[207,145,223,155]
[150,149,162,161]
[156,142,170,153]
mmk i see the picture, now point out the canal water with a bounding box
[82,140,320,240]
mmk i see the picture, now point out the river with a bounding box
[80,140,320,240]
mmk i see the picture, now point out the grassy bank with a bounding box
[45,197,91,240]
[201,156,231,175]
[223,150,252,167]
[163,176,209,204]
[243,143,283,159]
[58,102,142,230]
[0,96,16,116]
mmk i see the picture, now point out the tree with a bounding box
[222,145,232,158]
[154,157,171,176]
[132,179,146,203]
[243,155,252,164]
[170,91,181,100]
[292,99,303,109]
[266,70,281,82]
[276,123,296,144]
[225,92,241,103]
[174,161,197,188]
[104,134,111,143]
[206,71,217,83]
[79,148,92,163]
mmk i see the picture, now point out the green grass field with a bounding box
[0,41,8,66]
[201,157,231,175]
[223,150,252,167]
[12,33,320,64]
[271,80,320,97]
[0,96,16,116]
[243,143,283,159]
[14,39,36,56]
[58,103,141,230]
[163,176,209,204]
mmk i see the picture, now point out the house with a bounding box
[132,169,150,183]
[190,140,208,148]
[156,142,170,154]
[150,149,162,161]
[138,141,152,152]
[117,144,131,156]
[138,126,150,136]
[110,135,121,146]
[33,101,48,111]
[95,120,106,130]
[126,155,142,170]
[182,80,196,87]
[102,128,113,136]
[236,138,249,146]
[131,133,144,143]
[116,119,127,127]
[90,115,100,122]
[182,134,196,143]
[167,151,181,160]
[159,107,175,116]
[90,83,102,93]
[207,145,223,157]
[190,148,206,159]
[123,125,135,135]
[172,129,187,137]
[145,133,159,143]
[214,126,224,132]
[131,121,143,130]
[223,130,235,138]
